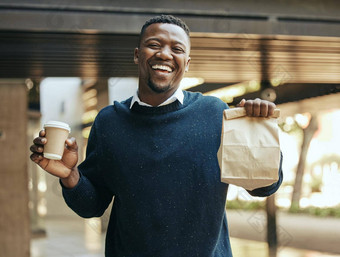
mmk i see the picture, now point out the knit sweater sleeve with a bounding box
[61,117,114,218]
[247,151,283,197]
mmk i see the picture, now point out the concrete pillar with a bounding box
[0,79,30,257]
[27,110,46,237]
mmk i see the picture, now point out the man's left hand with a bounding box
[236,98,276,117]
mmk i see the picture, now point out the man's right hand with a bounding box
[30,130,80,188]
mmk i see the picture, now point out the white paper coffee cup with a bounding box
[43,121,71,160]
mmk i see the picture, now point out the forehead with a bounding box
[141,23,190,47]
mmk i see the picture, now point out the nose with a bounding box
[156,46,173,60]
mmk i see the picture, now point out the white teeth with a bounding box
[152,65,172,72]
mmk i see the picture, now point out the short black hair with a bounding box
[138,14,190,46]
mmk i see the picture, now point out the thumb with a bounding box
[65,137,78,152]
[236,99,246,107]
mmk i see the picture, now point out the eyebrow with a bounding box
[144,37,187,49]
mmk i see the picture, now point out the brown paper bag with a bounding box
[218,107,281,190]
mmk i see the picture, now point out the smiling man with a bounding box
[30,15,283,257]
[134,18,191,106]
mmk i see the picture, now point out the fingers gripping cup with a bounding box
[43,121,71,160]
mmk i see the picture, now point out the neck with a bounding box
[131,98,182,114]
[138,86,178,107]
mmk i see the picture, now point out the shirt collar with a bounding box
[130,88,184,109]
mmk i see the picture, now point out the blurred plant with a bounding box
[289,205,340,218]
[226,199,266,211]
[228,199,340,218]
[310,177,322,193]
[279,113,318,211]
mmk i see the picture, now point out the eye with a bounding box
[148,43,160,49]
[173,46,185,53]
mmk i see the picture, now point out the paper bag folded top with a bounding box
[218,107,281,191]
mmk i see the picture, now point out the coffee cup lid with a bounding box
[44,121,71,132]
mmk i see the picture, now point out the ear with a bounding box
[134,48,139,64]
[185,57,191,72]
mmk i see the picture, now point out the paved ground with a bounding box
[31,216,105,257]
[31,211,340,257]
[227,209,340,255]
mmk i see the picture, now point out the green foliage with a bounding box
[289,201,300,213]
[227,199,340,219]
[278,120,304,145]
[310,177,322,192]
[310,154,340,167]
[226,200,266,211]
[288,206,340,218]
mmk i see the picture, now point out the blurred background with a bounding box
[0,0,339,257]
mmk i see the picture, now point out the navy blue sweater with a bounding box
[62,91,283,257]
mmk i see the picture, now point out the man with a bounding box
[30,15,283,257]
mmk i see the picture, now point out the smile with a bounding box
[151,64,173,73]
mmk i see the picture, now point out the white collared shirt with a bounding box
[129,88,184,109]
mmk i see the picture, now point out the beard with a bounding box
[147,77,171,93]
